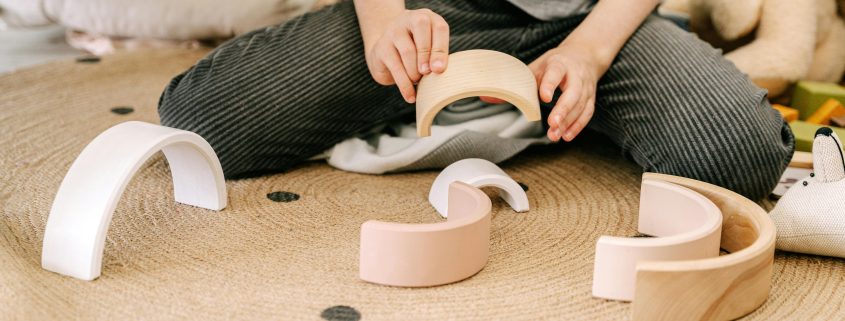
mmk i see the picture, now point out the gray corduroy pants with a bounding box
[158,0,794,200]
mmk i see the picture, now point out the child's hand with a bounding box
[365,9,450,103]
[530,44,604,142]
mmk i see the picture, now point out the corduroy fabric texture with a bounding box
[1,49,843,320]
[157,0,793,201]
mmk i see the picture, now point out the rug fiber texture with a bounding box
[1,49,844,320]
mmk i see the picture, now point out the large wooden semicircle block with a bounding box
[415,49,542,137]
[630,173,776,321]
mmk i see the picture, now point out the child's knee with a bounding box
[157,60,215,130]
[660,99,793,200]
[157,73,188,127]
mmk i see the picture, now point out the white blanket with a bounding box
[317,99,550,174]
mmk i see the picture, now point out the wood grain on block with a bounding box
[772,104,798,122]
[790,121,845,152]
[631,173,775,321]
[415,50,541,137]
[789,151,813,169]
[791,81,845,119]
[806,99,845,125]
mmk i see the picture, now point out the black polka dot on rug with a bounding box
[110,106,134,115]
[320,305,360,321]
[518,182,529,192]
[267,191,300,202]
[75,55,101,63]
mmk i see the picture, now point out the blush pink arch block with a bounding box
[359,181,492,287]
[428,158,528,218]
[414,49,541,137]
[592,177,723,301]
[42,121,227,281]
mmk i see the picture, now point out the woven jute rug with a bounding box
[1,49,844,321]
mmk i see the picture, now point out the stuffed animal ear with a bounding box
[709,0,764,40]
[812,127,845,182]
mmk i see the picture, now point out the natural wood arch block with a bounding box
[415,49,541,137]
[630,173,776,321]
[592,178,723,301]
[359,181,491,287]
[789,150,813,169]
[42,121,227,281]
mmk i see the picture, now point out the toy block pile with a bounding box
[775,81,845,152]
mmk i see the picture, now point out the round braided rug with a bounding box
[1,49,844,320]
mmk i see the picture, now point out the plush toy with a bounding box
[661,0,845,97]
[770,127,845,258]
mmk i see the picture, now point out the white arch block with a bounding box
[415,49,541,137]
[592,178,722,301]
[429,158,528,218]
[42,121,227,281]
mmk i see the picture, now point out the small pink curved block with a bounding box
[360,181,492,287]
[42,121,227,281]
[592,178,722,301]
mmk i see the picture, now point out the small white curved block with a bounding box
[592,178,722,301]
[415,49,541,137]
[360,181,492,287]
[42,121,227,281]
[429,158,528,218]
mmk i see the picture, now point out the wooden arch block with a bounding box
[415,49,542,137]
[42,121,227,281]
[359,181,492,287]
[428,158,528,218]
[592,178,723,301]
[630,173,776,321]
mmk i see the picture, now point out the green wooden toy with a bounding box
[790,120,845,152]
[791,81,845,120]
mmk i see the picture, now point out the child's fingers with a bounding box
[539,63,565,104]
[550,76,581,130]
[392,31,421,83]
[547,127,561,142]
[560,80,587,131]
[383,47,416,103]
[549,113,562,131]
[527,53,547,83]
[562,97,595,142]
[409,12,432,75]
[429,14,450,73]
[368,52,395,86]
